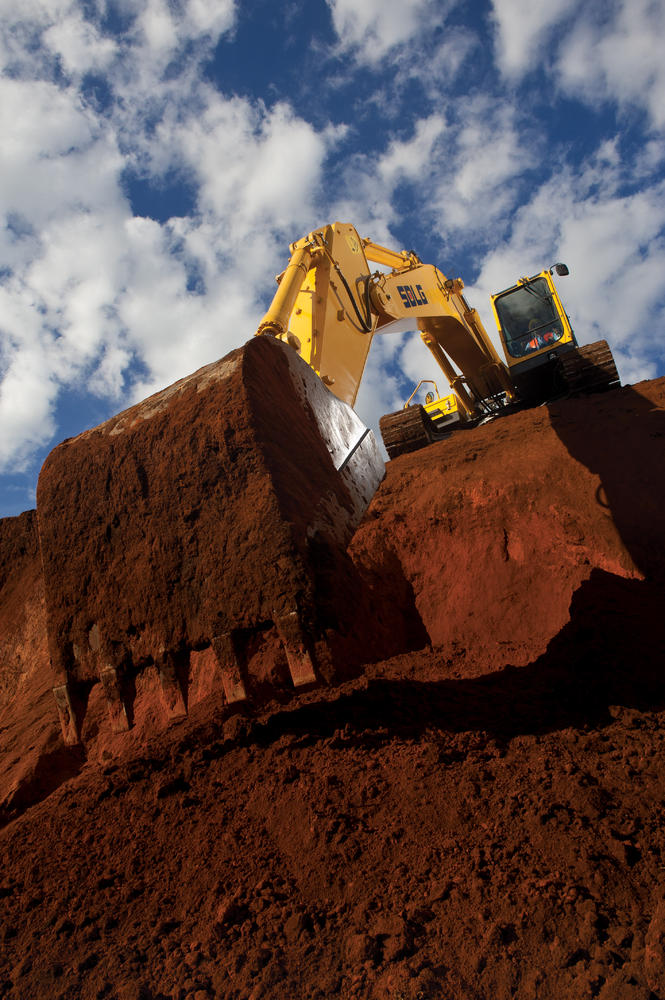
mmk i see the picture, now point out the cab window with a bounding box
[495,278,564,358]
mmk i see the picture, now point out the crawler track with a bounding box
[380,406,435,459]
[559,339,620,394]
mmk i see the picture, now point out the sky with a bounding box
[1,0,664,517]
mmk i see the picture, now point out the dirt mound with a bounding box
[0,375,664,999]
[350,378,665,674]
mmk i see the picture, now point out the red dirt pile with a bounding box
[0,373,664,1000]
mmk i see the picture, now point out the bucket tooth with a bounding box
[157,653,187,719]
[211,633,247,704]
[99,666,130,733]
[274,611,317,688]
[53,683,79,745]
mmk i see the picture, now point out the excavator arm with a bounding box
[369,257,515,417]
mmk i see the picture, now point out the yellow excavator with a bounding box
[255,222,619,458]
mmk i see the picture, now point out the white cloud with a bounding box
[0,354,57,468]
[0,1,98,80]
[132,0,236,61]
[344,97,538,244]
[556,0,665,130]
[138,0,178,55]
[489,0,578,76]
[181,99,331,236]
[185,0,236,37]
[491,0,665,132]
[0,81,344,471]
[0,0,350,474]
[0,72,134,470]
[378,114,447,186]
[124,94,343,395]
[325,95,539,258]
[439,97,538,235]
[324,0,474,113]
[354,330,411,446]
[326,0,439,64]
[0,77,96,172]
[43,14,117,74]
[410,28,477,97]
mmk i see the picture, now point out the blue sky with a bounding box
[1,0,664,517]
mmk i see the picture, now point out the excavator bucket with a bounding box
[37,336,384,744]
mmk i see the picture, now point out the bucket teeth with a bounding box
[99,666,130,733]
[274,611,317,688]
[52,683,79,745]
[157,653,187,719]
[211,633,247,704]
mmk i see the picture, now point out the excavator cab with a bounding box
[491,266,577,401]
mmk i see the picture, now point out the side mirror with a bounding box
[550,262,569,277]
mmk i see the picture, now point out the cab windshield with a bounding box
[495,278,564,358]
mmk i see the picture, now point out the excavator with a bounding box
[255,222,619,458]
[38,220,621,743]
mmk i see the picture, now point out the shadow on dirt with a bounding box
[547,380,665,582]
[0,742,85,828]
[246,569,665,747]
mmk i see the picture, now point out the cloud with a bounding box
[435,97,540,238]
[555,0,665,130]
[0,0,346,474]
[489,0,578,76]
[326,0,439,64]
[42,13,117,75]
[354,331,408,439]
[131,0,235,63]
[491,0,665,131]
[0,85,342,471]
[0,350,57,468]
[118,94,343,398]
[334,98,540,248]
[0,71,132,468]
[378,114,447,187]
[323,0,475,119]
[176,98,333,237]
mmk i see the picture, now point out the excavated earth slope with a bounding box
[0,375,664,1000]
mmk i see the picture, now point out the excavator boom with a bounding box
[257,222,514,420]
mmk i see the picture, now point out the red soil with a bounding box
[1,375,664,1000]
